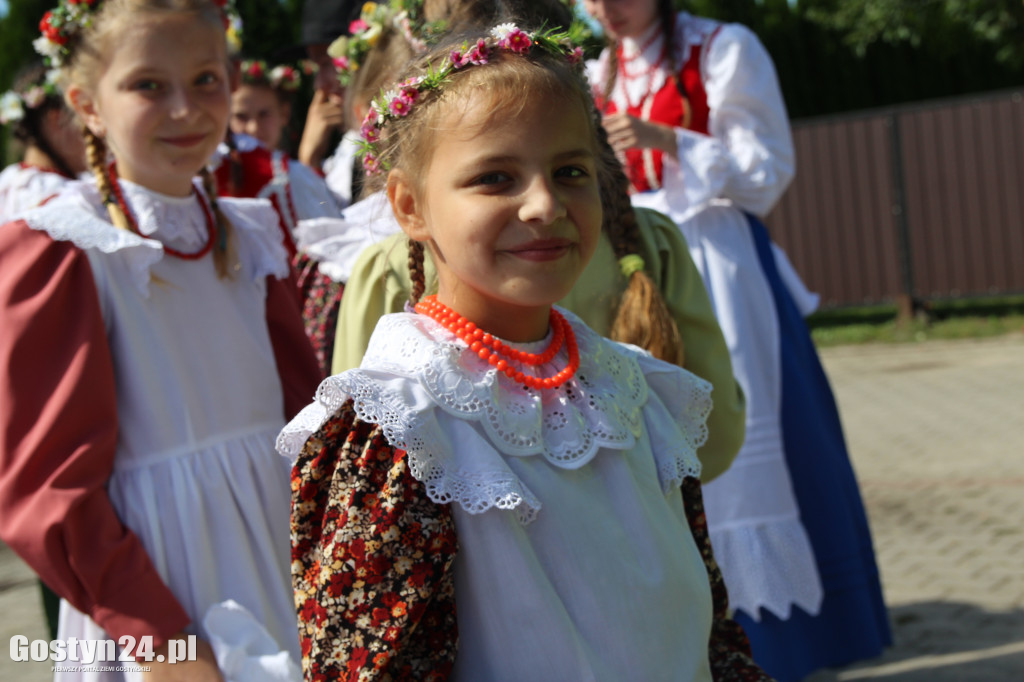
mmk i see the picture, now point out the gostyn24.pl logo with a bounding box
[9,634,197,665]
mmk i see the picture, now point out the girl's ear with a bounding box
[387,168,429,241]
[66,85,105,138]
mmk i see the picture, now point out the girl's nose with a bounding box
[519,176,567,225]
[168,86,195,120]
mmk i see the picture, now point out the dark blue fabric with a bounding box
[733,215,892,681]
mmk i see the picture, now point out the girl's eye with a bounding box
[132,80,160,92]
[474,171,511,186]
[196,72,221,87]
[556,165,589,180]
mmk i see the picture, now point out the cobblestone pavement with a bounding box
[807,333,1024,682]
[1,334,1022,681]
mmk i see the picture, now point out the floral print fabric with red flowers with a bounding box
[290,400,458,681]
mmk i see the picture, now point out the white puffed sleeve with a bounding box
[663,22,795,218]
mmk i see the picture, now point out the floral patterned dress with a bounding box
[281,310,775,681]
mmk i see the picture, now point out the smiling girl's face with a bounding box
[389,90,603,342]
[70,12,230,196]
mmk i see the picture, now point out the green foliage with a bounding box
[0,0,52,163]
[675,0,1024,118]
[805,0,1024,69]
[234,0,300,61]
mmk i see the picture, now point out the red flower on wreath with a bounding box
[39,12,65,44]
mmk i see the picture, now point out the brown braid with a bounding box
[83,127,132,231]
[198,166,237,279]
[659,0,681,94]
[408,239,427,305]
[224,131,243,196]
[601,46,618,113]
[594,105,685,366]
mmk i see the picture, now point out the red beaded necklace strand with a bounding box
[619,26,662,63]
[414,295,580,391]
[108,165,216,261]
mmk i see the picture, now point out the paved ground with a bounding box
[1,333,1022,681]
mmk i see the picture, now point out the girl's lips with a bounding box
[505,239,574,262]
[161,133,208,147]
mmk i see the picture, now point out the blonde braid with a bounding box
[83,127,131,231]
[408,239,426,305]
[594,107,685,366]
[198,166,237,279]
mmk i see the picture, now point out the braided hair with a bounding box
[593,102,684,365]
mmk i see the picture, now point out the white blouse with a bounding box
[280,310,717,681]
[0,163,76,223]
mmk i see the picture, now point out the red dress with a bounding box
[213,135,345,376]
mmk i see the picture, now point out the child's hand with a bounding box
[602,112,679,158]
[298,89,346,169]
[141,634,223,682]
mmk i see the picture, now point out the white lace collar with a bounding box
[279,309,710,523]
[119,178,210,252]
[22,180,290,296]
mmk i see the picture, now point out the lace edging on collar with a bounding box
[278,310,710,522]
[21,184,288,296]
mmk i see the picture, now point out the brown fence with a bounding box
[763,88,1024,311]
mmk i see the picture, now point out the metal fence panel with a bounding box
[764,89,1024,309]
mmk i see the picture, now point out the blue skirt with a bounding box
[733,215,892,681]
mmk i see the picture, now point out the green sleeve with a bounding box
[331,233,436,374]
[634,208,746,482]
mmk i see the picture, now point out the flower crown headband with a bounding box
[358,23,585,176]
[34,0,242,69]
[327,0,445,88]
[0,70,62,126]
[239,59,305,93]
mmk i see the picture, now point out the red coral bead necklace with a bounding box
[108,164,216,261]
[414,294,580,391]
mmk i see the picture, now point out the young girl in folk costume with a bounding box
[213,34,339,262]
[213,126,340,263]
[311,0,745,478]
[0,62,86,220]
[290,0,580,377]
[231,59,305,152]
[583,0,891,679]
[279,25,769,680]
[0,0,322,680]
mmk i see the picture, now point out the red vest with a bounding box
[213,145,299,259]
[601,27,720,193]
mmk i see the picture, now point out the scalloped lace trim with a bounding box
[23,197,163,296]
[360,313,650,464]
[709,521,825,621]
[278,310,711,522]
